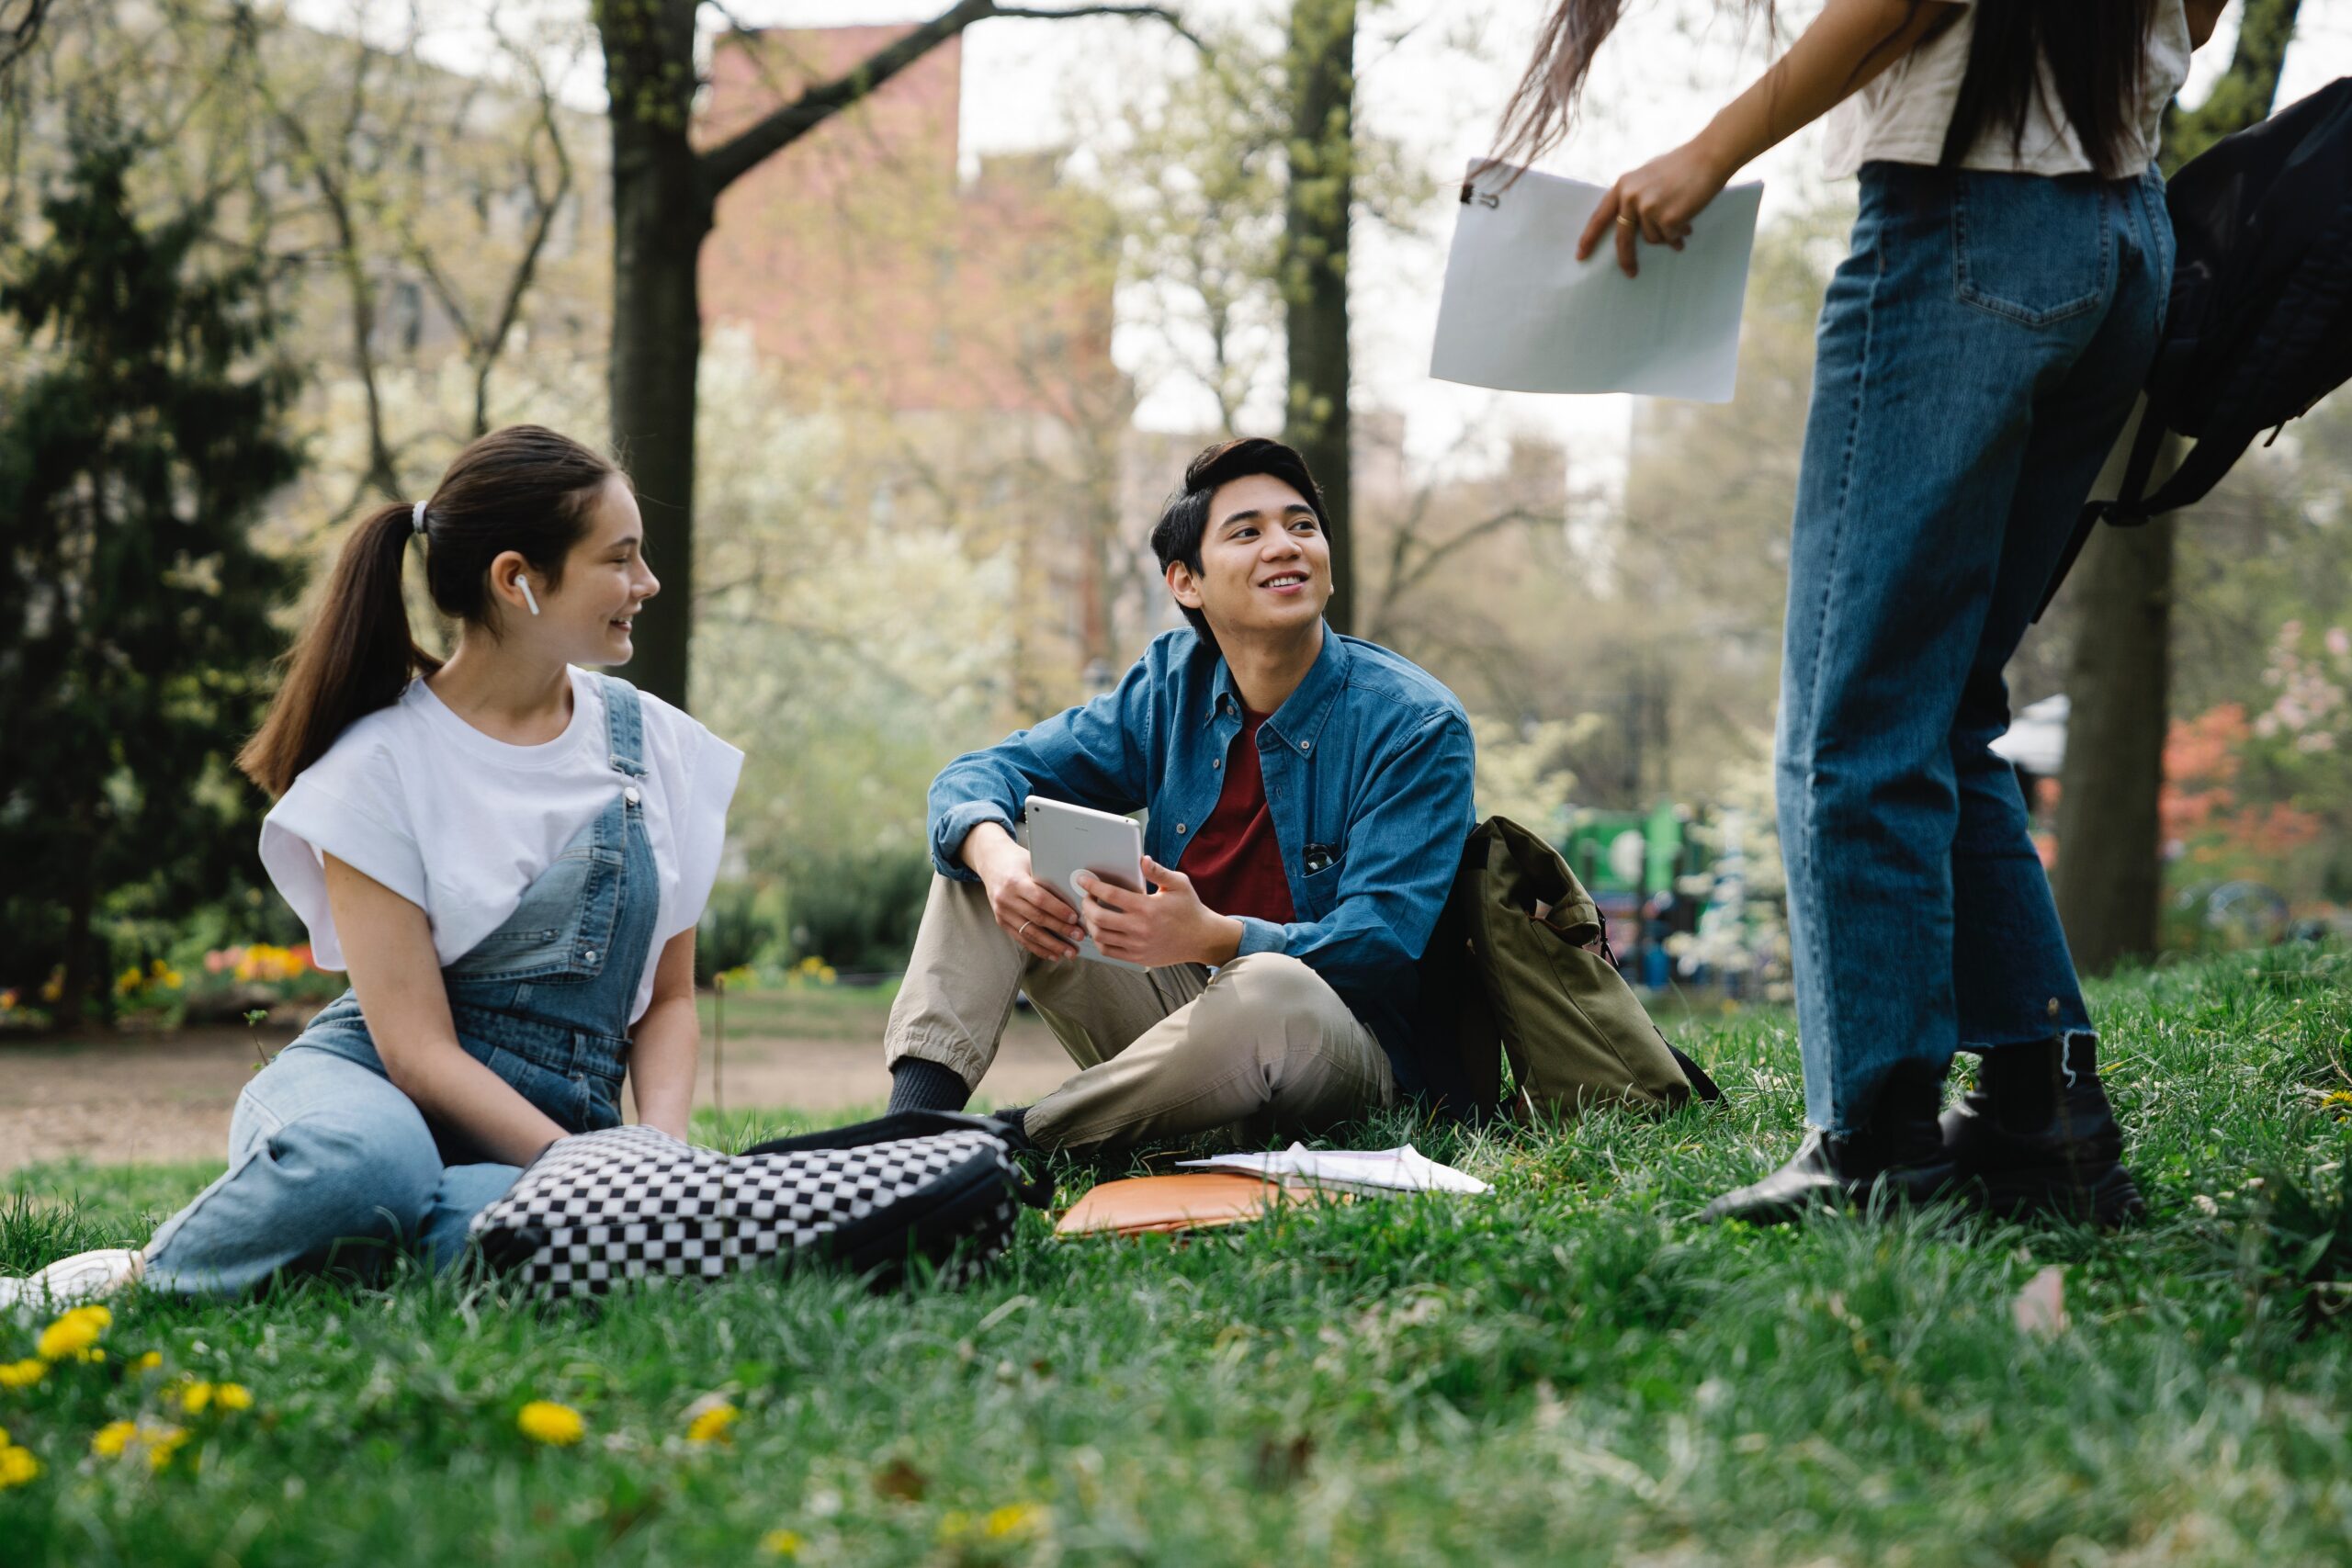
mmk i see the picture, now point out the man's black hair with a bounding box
[1149,436,1329,642]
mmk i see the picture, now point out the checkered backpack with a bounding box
[467,1111,1050,1297]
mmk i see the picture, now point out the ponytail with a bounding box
[238,423,620,798]
[237,503,442,797]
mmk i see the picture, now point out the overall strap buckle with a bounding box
[597,673,651,780]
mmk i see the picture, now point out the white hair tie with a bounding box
[411,499,429,536]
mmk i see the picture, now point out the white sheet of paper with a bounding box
[1176,1143,1490,1196]
[1430,162,1764,402]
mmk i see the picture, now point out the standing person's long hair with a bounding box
[1495,0,2163,180]
[237,426,619,797]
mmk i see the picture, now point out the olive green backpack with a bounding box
[1412,817,1721,1121]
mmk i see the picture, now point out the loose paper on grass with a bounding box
[1177,1144,1488,1196]
[1431,162,1763,402]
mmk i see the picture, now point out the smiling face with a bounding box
[1167,471,1331,642]
[487,475,659,665]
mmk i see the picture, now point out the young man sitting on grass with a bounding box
[881,437,1476,1151]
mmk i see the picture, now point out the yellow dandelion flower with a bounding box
[516,1400,583,1446]
[175,1380,214,1415]
[0,1359,46,1389]
[936,1510,974,1542]
[75,1348,106,1364]
[212,1382,253,1412]
[0,1445,39,1489]
[135,1351,162,1373]
[36,1305,109,1362]
[93,1420,188,1468]
[114,967,142,997]
[146,1427,191,1472]
[983,1502,1046,1540]
[685,1402,740,1444]
[758,1529,804,1558]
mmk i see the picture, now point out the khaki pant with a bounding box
[884,874,1394,1150]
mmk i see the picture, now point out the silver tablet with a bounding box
[1023,796,1148,972]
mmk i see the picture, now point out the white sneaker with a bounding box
[0,1248,145,1312]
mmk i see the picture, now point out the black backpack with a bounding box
[2048,76,2352,606]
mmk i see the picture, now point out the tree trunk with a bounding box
[599,0,707,712]
[1281,0,1353,635]
[56,814,95,1032]
[2054,518,2175,972]
[597,1,1182,706]
[2050,0,2300,971]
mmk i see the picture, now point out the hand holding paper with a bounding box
[1430,161,1763,403]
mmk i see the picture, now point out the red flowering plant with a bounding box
[2162,622,2352,917]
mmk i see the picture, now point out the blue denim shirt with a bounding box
[929,626,1476,1085]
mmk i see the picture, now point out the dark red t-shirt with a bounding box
[1182,709,1297,925]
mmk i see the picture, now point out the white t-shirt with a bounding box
[260,668,744,1025]
[1825,1,2191,180]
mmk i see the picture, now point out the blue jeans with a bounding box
[1778,164,2174,1135]
[141,1044,523,1294]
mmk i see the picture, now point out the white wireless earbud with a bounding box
[519,579,541,617]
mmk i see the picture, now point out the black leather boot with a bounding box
[1701,1059,1957,1225]
[1941,1036,2144,1226]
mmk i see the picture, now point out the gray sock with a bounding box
[888,1057,971,1115]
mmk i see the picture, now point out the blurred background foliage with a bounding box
[0,1,2346,1030]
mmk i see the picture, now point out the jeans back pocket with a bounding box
[1951,171,2112,328]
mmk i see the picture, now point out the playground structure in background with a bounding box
[1558,802,1792,1002]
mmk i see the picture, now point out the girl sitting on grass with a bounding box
[3,425,741,1305]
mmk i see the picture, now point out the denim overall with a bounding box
[143,676,663,1295]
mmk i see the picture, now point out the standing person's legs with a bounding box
[1713,167,2124,1221]
[1947,401,2143,1058]
[140,1045,451,1296]
[884,874,1194,1107]
[1943,173,2169,1224]
[1023,953,1393,1152]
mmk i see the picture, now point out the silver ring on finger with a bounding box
[1018,919,1033,939]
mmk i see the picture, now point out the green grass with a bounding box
[5,948,2351,1565]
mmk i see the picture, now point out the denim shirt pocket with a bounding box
[1295,856,1346,920]
[1951,172,2112,328]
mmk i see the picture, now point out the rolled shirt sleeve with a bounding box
[926,656,1159,880]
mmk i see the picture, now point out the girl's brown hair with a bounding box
[237,424,619,796]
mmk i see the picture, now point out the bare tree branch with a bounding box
[244,16,401,501]
[467,79,572,435]
[0,0,51,89]
[698,0,1200,196]
[393,42,575,438]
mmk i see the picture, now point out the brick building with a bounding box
[696,27,1149,709]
